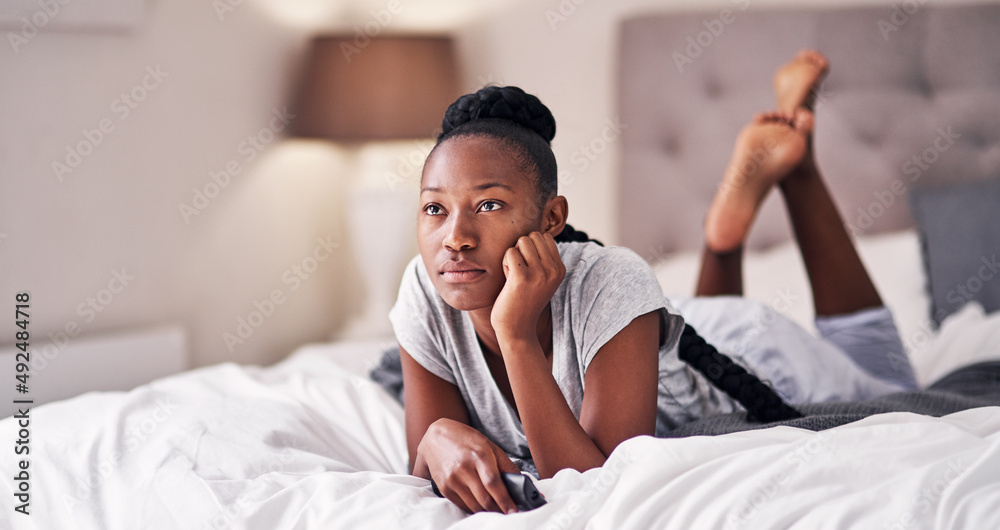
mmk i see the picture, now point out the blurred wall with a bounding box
[0,0,349,370]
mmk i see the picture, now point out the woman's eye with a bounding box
[423,204,443,216]
[479,201,501,212]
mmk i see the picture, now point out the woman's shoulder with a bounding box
[556,241,653,275]
[556,241,664,307]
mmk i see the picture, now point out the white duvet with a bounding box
[2,336,1000,530]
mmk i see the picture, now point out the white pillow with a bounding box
[915,301,1000,386]
[650,229,933,362]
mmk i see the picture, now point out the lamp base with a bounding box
[334,183,417,342]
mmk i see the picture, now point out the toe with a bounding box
[761,110,794,125]
[795,49,814,61]
[793,108,815,133]
[801,49,829,71]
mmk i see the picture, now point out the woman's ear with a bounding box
[542,195,569,236]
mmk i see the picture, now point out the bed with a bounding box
[4,5,1000,529]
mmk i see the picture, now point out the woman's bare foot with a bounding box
[704,109,814,252]
[773,50,829,114]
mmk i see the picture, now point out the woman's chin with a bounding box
[439,287,498,313]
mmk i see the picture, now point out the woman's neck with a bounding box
[469,304,553,359]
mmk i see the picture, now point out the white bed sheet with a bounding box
[2,337,999,529]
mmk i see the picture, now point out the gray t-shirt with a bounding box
[389,241,739,474]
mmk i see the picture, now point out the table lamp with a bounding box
[290,35,460,340]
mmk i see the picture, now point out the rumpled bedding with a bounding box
[1,343,998,529]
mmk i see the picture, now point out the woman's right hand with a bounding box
[418,418,522,514]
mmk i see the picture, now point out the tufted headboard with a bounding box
[616,4,1000,255]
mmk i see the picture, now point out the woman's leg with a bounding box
[783,153,917,387]
[696,51,831,296]
[694,247,743,297]
[698,50,882,317]
[778,154,883,316]
[697,110,813,296]
[772,51,882,317]
[695,51,917,389]
[772,52,916,387]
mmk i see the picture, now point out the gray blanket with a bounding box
[662,362,1000,437]
[369,346,1000,437]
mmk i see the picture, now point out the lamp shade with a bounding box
[290,35,460,142]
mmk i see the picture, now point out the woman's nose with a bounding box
[443,213,476,251]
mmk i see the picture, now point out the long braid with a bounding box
[553,224,603,246]
[678,324,802,422]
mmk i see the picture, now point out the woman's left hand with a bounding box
[491,231,565,343]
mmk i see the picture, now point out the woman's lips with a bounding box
[440,261,486,283]
[440,269,486,283]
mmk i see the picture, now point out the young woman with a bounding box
[388,50,918,514]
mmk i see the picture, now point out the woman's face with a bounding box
[418,135,546,312]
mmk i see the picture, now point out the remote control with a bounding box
[430,472,547,512]
[500,472,547,511]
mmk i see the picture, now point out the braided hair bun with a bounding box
[433,86,559,205]
[439,86,556,144]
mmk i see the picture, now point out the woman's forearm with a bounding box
[499,336,607,479]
